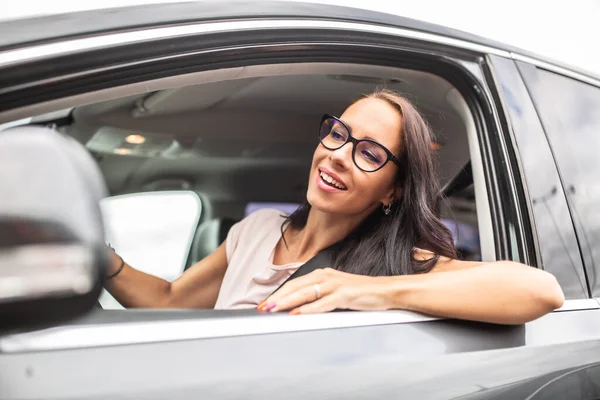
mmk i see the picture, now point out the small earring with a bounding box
[382,202,392,215]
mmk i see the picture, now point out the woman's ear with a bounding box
[394,185,404,201]
[380,185,403,206]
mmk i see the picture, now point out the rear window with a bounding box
[99,190,201,309]
[245,202,300,216]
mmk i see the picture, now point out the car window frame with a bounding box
[0,15,583,334]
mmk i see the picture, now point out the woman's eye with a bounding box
[361,150,382,163]
[330,130,346,141]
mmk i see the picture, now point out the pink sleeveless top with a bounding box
[214,209,303,309]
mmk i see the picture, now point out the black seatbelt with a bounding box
[271,242,339,295]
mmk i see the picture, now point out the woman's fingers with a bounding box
[259,269,333,310]
[290,295,339,315]
[257,268,389,314]
[269,281,331,312]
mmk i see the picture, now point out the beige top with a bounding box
[214,208,303,309]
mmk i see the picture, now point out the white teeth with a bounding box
[320,171,347,190]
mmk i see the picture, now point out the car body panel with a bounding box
[1,308,600,399]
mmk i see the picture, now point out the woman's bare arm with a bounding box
[105,242,228,309]
[387,258,565,324]
[261,255,565,324]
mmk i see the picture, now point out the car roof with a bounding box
[1,0,599,84]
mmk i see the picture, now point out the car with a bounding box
[0,1,599,399]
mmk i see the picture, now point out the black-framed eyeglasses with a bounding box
[319,114,402,172]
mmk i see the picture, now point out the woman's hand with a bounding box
[257,268,390,314]
[257,260,564,324]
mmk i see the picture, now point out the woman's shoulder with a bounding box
[225,208,288,261]
[244,207,288,222]
[235,208,288,232]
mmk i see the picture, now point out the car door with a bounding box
[1,2,600,399]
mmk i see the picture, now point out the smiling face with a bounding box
[306,97,403,217]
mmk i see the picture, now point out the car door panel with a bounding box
[1,308,600,399]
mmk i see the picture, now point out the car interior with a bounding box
[3,62,490,309]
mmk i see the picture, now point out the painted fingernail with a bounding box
[265,302,276,311]
[257,301,267,310]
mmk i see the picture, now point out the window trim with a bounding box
[0,19,510,70]
[1,19,597,94]
[511,53,600,90]
[0,299,594,353]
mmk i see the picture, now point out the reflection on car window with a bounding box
[493,56,588,299]
[523,68,600,296]
[99,190,201,309]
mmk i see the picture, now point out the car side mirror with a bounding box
[0,126,107,332]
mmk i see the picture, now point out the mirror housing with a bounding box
[0,126,108,332]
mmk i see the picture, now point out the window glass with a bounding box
[490,56,588,298]
[99,191,201,309]
[521,66,600,296]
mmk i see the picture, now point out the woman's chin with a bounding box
[307,194,348,215]
[307,193,335,213]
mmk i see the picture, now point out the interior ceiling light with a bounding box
[86,127,181,158]
[125,134,146,144]
[114,148,132,155]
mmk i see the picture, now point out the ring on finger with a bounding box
[312,283,321,300]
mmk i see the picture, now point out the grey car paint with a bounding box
[1,3,600,399]
[1,308,600,399]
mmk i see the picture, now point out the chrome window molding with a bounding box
[0,19,597,90]
[554,299,600,312]
[0,310,440,353]
[511,53,600,88]
[0,19,510,69]
[0,300,591,353]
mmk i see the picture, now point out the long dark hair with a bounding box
[283,89,457,275]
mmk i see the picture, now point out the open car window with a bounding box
[18,62,489,311]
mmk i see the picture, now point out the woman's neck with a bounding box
[284,207,368,262]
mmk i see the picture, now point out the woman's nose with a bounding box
[328,142,353,169]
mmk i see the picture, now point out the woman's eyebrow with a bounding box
[354,131,379,142]
[340,118,381,142]
[360,134,379,141]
